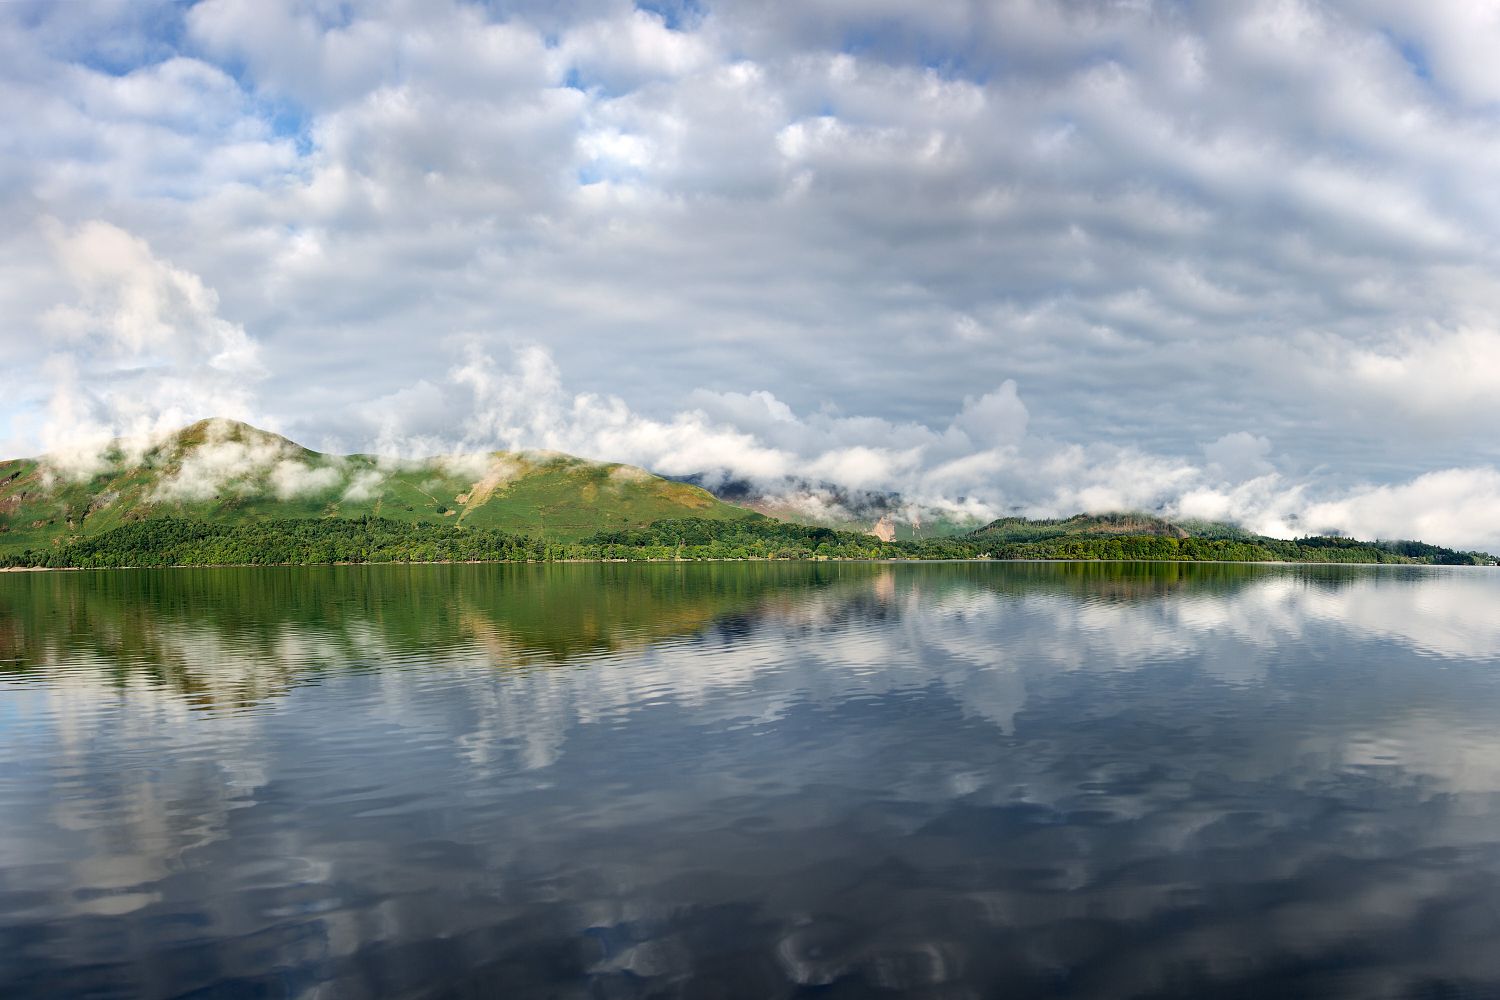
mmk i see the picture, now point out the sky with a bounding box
[3,0,1500,548]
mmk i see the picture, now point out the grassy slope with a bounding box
[0,419,750,555]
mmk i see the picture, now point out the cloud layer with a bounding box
[3,1,1500,547]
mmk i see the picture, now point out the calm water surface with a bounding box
[2,561,1500,998]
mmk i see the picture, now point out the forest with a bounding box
[1,514,1493,568]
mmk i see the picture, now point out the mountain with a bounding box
[669,472,984,539]
[0,418,752,555]
[3,423,1494,568]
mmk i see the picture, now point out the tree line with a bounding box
[0,514,1492,568]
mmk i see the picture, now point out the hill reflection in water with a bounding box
[2,562,1499,998]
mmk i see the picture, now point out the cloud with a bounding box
[1301,468,1500,548]
[561,7,715,91]
[340,468,386,503]
[1354,0,1500,107]
[953,382,1028,448]
[269,458,342,500]
[1337,327,1500,424]
[1203,431,1274,482]
[41,219,262,372]
[31,221,267,480]
[150,420,343,503]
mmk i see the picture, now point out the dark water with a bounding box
[3,562,1500,999]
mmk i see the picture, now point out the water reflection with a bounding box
[1,562,1499,997]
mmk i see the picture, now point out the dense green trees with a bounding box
[0,517,550,569]
[0,514,1490,569]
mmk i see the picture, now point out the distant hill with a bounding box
[3,507,1495,570]
[966,513,1264,543]
[669,472,983,539]
[972,513,1191,542]
[966,512,1495,565]
[0,418,752,555]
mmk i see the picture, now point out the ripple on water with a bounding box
[1,563,1500,997]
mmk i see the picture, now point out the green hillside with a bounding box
[971,512,1192,542]
[0,418,752,555]
[3,429,1495,569]
[963,512,1494,564]
[2,510,1494,569]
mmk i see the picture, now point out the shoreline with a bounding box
[3,557,1489,573]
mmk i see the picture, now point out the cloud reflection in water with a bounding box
[1,562,1499,997]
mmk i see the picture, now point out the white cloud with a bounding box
[152,421,294,502]
[1302,468,1500,548]
[269,458,342,499]
[32,221,267,480]
[1203,431,1274,482]
[1339,327,1500,423]
[561,8,715,91]
[340,468,386,503]
[954,381,1028,447]
[41,219,262,372]
[1354,0,1500,107]
[185,0,402,110]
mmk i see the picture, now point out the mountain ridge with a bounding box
[0,418,752,554]
[3,419,1495,567]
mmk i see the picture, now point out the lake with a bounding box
[2,561,1500,998]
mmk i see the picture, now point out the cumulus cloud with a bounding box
[1203,431,1274,482]
[41,219,261,372]
[31,221,267,480]
[953,382,1028,448]
[1301,468,1500,547]
[1336,327,1500,424]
